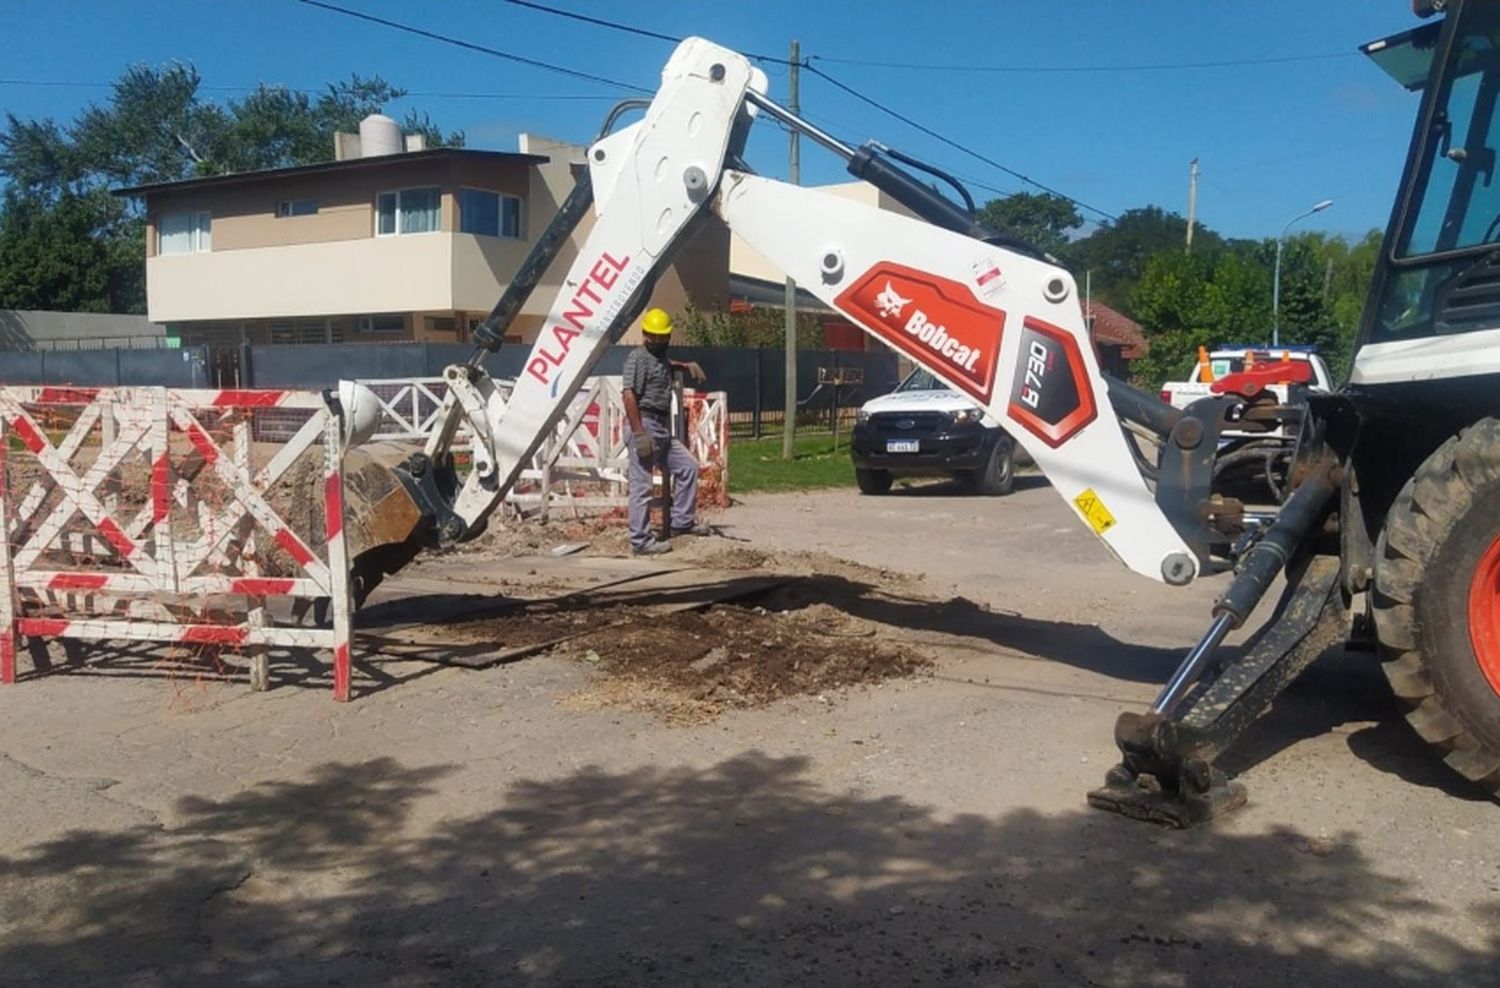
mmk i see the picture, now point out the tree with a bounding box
[1293,229,1382,380]
[1124,228,1380,388]
[1070,206,1224,309]
[0,64,463,315]
[677,301,824,349]
[0,190,141,312]
[976,192,1082,260]
[1127,250,1223,386]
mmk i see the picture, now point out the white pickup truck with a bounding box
[850,369,1018,496]
[1158,346,1333,413]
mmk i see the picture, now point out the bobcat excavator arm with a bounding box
[342,37,1346,827]
[347,37,1201,594]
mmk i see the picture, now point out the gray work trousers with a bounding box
[625,414,698,549]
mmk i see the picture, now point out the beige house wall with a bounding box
[145,156,538,257]
[139,134,728,345]
[146,157,538,258]
[727,180,919,287]
[147,235,456,323]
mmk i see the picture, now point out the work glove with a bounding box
[634,433,656,461]
[679,360,706,384]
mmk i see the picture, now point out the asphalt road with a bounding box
[0,480,1496,985]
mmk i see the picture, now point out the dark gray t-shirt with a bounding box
[622,346,673,413]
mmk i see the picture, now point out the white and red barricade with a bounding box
[0,385,354,699]
[684,387,730,509]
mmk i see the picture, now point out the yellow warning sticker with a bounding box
[1073,487,1117,536]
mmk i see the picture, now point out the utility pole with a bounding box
[782,39,800,461]
[1186,158,1199,253]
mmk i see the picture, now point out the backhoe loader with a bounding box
[338,0,1500,825]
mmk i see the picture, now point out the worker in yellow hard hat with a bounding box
[621,308,710,555]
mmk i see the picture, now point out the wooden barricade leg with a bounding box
[323,411,353,701]
[717,392,730,504]
[0,428,15,684]
[233,417,270,691]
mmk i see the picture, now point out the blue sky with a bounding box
[2,1,1427,241]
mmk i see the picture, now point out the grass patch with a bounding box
[730,433,856,493]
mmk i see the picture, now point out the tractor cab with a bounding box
[1360,2,1500,358]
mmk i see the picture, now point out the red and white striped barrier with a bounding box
[0,385,354,699]
[684,387,730,509]
[341,375,730,520]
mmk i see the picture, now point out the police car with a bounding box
[849,369,1017,495]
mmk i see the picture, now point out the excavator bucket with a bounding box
[341,448,429,607]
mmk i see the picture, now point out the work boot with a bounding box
[671,522,713,537]
[632,540,673,556]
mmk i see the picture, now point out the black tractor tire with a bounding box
[968,433,1016,496]
[1372,419,1500,795]
[855,467,893,495]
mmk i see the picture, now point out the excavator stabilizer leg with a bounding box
[1088,554,1347,827]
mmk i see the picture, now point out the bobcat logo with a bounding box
[875,281,912,320]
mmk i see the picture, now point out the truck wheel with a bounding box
[1373,420,1500,794]
[970,434,1016,496]
[855,468,893,495]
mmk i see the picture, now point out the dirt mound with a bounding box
[572,606,926,722]
[428,598,928,723]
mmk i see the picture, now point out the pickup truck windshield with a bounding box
[897,369,945,392]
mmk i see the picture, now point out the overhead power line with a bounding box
[493,0,1108,217]
[293,0,648,93]
[291,0,1112,217]
[804,63,1115,220]
[812,51,1359,73]
[500,0,791,66]
[800,110,1021,200]
[501,0,1347,75]
[0,78,618,100]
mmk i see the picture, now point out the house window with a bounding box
[277,198,319,217]
[376,187,440,236]
[459,188,523,239]
[158,211,212,254]
[268,318,339,345]
[356,313,407,334]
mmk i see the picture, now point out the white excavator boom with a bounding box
[351,37,1198,589]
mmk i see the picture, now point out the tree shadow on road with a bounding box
[1,753,1493,985]
[758,573,1190,684]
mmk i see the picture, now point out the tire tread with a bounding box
[1374,425,1500,794]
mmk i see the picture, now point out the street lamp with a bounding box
[1273,199,1334,348]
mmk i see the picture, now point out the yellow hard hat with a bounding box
[641,307,674,336]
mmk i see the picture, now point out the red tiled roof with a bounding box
[1084,300,1148,359]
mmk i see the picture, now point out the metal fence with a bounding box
[32,336,175,351]
[0,347,212,388]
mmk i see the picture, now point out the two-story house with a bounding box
[114,123,727,348]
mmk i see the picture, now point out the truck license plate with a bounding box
[886,439,920,453]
